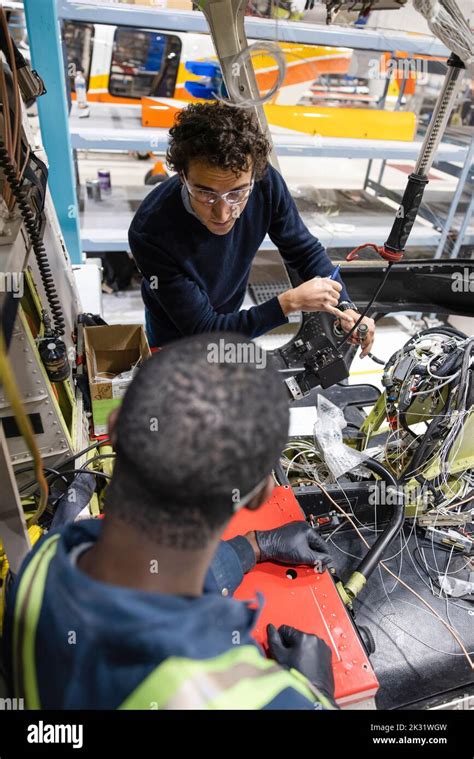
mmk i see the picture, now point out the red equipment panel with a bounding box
[223,486,379,707]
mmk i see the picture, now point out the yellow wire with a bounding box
[0,329,48,524]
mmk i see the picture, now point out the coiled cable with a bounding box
[0,138,65,336]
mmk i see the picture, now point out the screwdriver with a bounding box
[329,264,341,281]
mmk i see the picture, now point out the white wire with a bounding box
[379,600,474,657]
[410,373,461,396]
[377,518,474,653]
[334,475,384,535]
[413,520,474,614]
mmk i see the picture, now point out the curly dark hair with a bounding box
[166,101,271,181]
[106,332,289,549]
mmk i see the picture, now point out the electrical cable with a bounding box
[0,8,20,172]
[368,352,385,365]
[413,545,472,582]
[78,453,116,470]
[336,262,393,349]
[0,55,13,208]
[44,468,112,488]
[18,438,111,492]
[0,14,64,334]
[0,137,65,336]
[311,476,474,668]
[0,329,48,525]
[378,598,474,656]
[30,466,69,488]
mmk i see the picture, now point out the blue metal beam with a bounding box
[57,0,449,56]
[24,0,82,264]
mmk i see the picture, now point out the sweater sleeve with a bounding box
[129,227,289,339]
[267,168,350,303]
[204,538,256,596]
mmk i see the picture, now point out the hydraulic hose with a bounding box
[339,459,405,604]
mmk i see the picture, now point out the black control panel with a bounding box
[275,313,351,399]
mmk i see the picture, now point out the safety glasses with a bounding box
[183,173,254,206]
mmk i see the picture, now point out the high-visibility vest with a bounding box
[13,534,335,710]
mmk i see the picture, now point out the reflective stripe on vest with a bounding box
[12,534,334,711]
[119,646,332,710]
[13,533,61,709]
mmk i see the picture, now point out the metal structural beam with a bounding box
[0,425,31,574]
[450,192,474,259]
[197,0,279,169]
[68,104,470,161]
[434,136,474,259]
[57,0,450,56]
[24,0,82,264]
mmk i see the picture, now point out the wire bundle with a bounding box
[278,325,473,669]
[0,7,64,337]
[0,6,25,211]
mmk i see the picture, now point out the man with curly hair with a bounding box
[129,102,374,354]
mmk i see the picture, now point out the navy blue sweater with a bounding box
[129,164,349,347]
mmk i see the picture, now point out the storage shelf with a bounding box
[70,103,469,162]
[58,1,450,56]
[62,3,470,258]
[79,184,473,253]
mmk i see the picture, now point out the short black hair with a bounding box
[106,333,289,548]
[166,102,271,181]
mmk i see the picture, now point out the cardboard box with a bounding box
[84,324,151,436]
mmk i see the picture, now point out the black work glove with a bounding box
[255,521,334,571]
[267,623,336,707]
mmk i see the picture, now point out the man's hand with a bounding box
[252,521,334,571]
[267,624,336,705]
[337,310,375,358]
[278,278,342,319]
